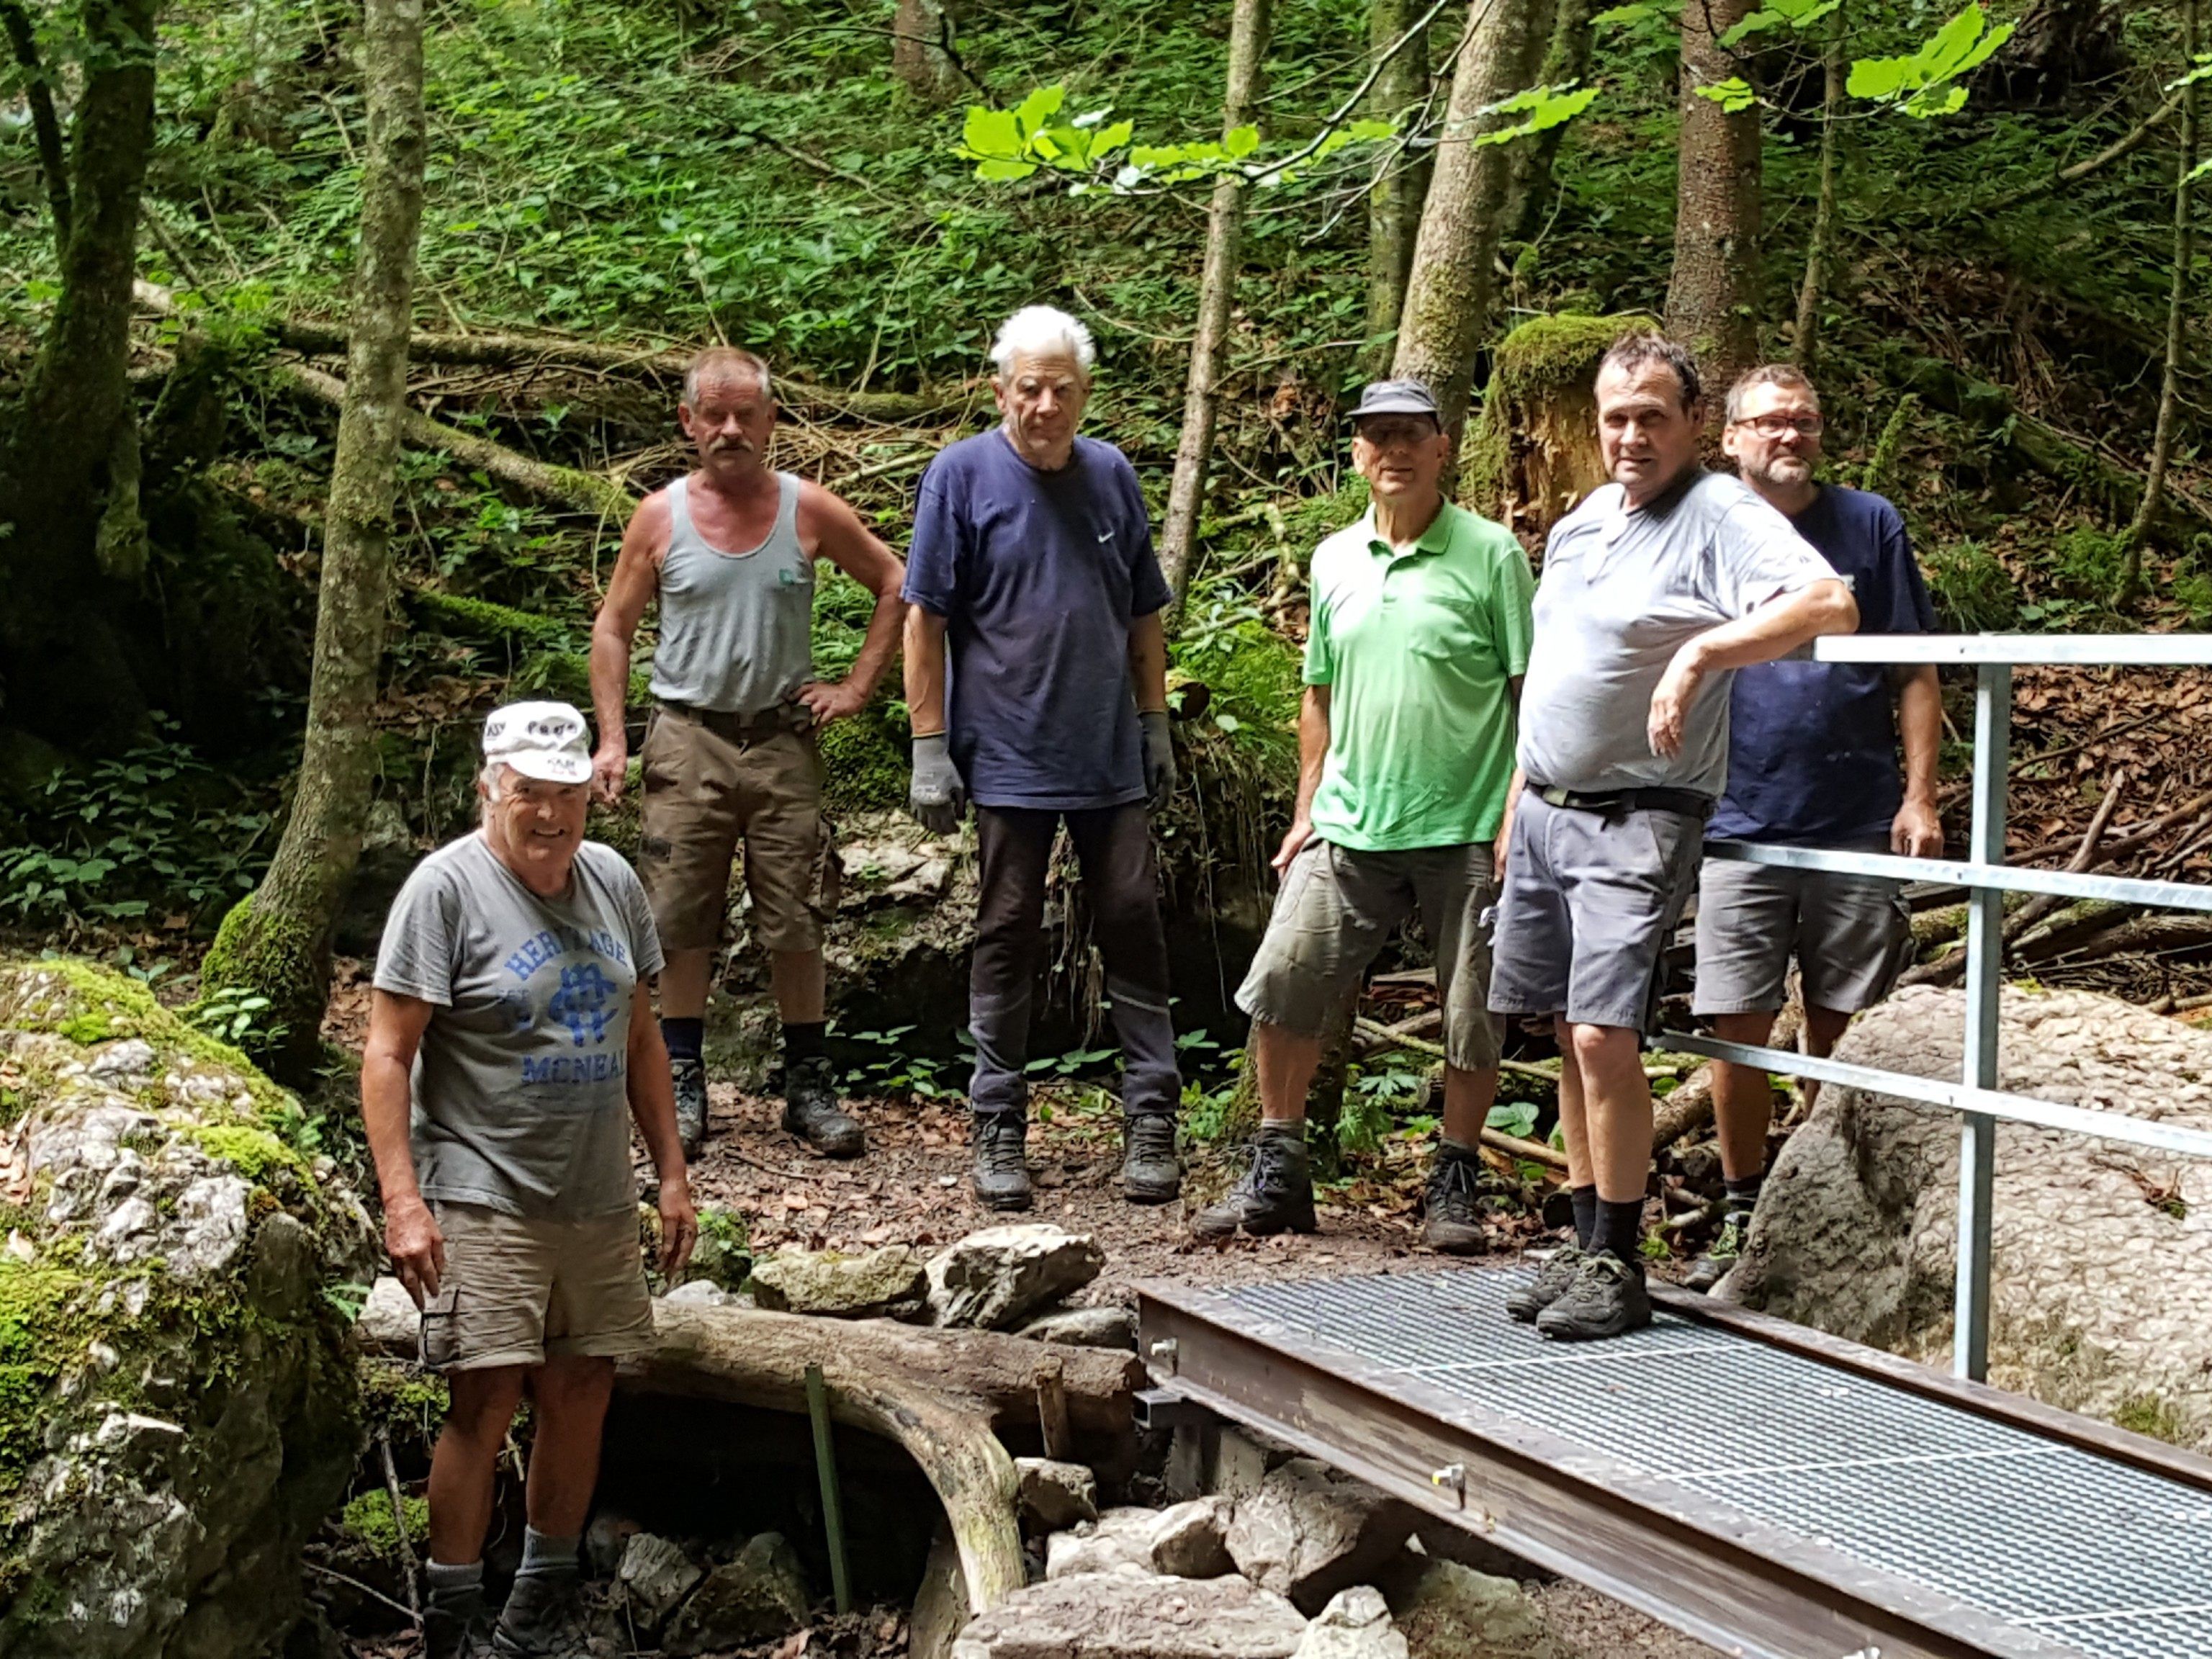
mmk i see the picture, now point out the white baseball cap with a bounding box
[482,701,593,786]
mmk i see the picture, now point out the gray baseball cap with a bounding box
[1349,377,1441,421]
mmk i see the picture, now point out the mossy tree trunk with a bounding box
[1390,0,1553,441]
[1156,0,1272,619]
[0,0,161,756]
[1791,10,1845,372]
[1359,0,1429,379]
[200,0,427,1080]
[1665,0,1762,401]
[1460,312,1655,538]
[1503,0,1595,245]
[2118,0,2196,604]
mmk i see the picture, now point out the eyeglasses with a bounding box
[1732,413,1824,439]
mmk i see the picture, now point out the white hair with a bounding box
[478,760,512,806]
[990,306,1095,377]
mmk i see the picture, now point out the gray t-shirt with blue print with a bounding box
[373,833,664,1219]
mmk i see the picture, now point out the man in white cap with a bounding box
[362,700,697,1659]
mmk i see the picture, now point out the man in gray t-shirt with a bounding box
[364,701,696,1659]
[1488,335,1856,1343]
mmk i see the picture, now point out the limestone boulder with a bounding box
[1046,1506,1160,1579]
[951,1571,1309,1659]
[1149,1496,1236,1578]
[1382,1559,1570,1659]
[747,1244,926,1318]
[1017,1457,1100,1531]
[926,1225,1105,1331]
[0,960,376,1659]
[617,1532,705,1635]
[1292,1588,1408,1659]
[1013,1305,1138,1351]
[1226,1458,1417,1616]
[1723,986,2212,1450]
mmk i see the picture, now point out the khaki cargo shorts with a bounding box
[418,1202,655,1372]
[1236,839,1503,1072]
[637,705,840,954]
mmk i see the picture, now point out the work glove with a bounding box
[908,732,968,836]
[1141,709,1177,814]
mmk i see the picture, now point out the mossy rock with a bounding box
[0,957,377,1658]
[1461,312,1658,542]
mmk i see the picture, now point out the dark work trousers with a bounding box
[969,803,1182,1123]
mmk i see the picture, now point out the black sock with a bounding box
[782,1020,827,1064]
[1439,1135,1480,1163]
[1723,1172,1764,1220]
[1590,1197,1645,1262]
[661,1017,703,1063]
[1570,1183,1598,1249]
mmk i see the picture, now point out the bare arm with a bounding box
[798,483,908,725]
[1493,679,1525,881]
[625,984,696,1274]
[361,990,442,1305]
[1274,684,1331,871]
[1127,610,1169,714]
[1648,578,1860,760]
[904,606,949,737]
[1892,664,1944,856]
[589,493,671,802]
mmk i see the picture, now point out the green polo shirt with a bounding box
[1303,499,1535,851]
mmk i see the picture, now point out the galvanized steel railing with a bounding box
[1655,634,2212,1382]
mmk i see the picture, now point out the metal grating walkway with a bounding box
[1138,1267,2212,1659]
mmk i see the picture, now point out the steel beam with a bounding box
[1817,634,2212,665]
[1704,840,2212,914]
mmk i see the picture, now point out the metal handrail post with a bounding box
[1954,661,2011,1381]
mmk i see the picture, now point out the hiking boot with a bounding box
[490,1570,589,1658]
[1683,1210,1750,1294]
[1505,1244,1587,1323]
[1121,1112,1182,1204]
[424,1588,495,1659]
[1421,1148,1492,1256]
[1190,1126,1316,1238]
[671,1055,709,1160]
[972,1110,1033,1211]
[1535,1252,1653,1342]
[782,1053,865,1158]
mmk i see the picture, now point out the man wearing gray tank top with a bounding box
[590,347,906,1161]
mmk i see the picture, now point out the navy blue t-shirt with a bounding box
[903,429,1172,811]
[1709,485,1936,845]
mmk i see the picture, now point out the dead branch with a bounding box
[1982,88,2188,213]
[2005,770,2126,943]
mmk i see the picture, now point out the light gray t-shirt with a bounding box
[1518,472,1838,797]
[373,834,665,1220]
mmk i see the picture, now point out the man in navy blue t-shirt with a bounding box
[902,305,1183,1213]
[1687,364,1943,1291]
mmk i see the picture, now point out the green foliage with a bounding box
[1845,4,2015,118]
[1923,540,2020,634]
[340,1490,430,1550]
[1476,84,1603,148]
[1721,0,1841,48]
[188,986,290,1051]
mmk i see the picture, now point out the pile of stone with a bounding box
[943,1442,1574,1659]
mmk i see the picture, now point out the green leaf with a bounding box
[961,106,1022,159]
[1591,2,1657,24]
[1475,82,1603,146]
[1846,5,2014,119]
[1222,124,1261,160]
[974,157,1038,181]
[1692,76,1759,114]
[1845,55,1910,99]
[1014,84,1066,135]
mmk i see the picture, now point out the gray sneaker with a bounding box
[1505,1244,1587,1323]
[671,1056,709,1160]
[1190,1126,1316,1238]
[1421,1148,1492,1256]
[972,1110,1033,1211]
[1535,1252,1653,1342]
[1683,1210,1750,1294]
[1121,1112,1181,1203]
[490,1570,589,1658]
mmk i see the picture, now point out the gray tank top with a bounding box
[647,472,814,716]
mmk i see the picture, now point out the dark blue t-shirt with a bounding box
[903,429,1172,811]
[1709,485,1936,845]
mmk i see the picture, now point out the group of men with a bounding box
[364,306,1937,1656]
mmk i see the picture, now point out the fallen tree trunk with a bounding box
[1651,1003,1805,1151]
[132,280,955,423]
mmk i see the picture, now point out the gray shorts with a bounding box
[1693,842,1913,1015]
[1487,792,1702,1033]
[1236,839,1502,1072]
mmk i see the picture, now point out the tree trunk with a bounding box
[0,0,73,253]
[198,0,427,1079]
[1665,0,1762,400]
[1462,311,1655,538]
[0,0,161,754]
[1359,0,1429,379]
[1390,0,1554,441]
[2118,0,2196,604]
[1156,0,1272,619]
[1791,13,1844,372]
[892,0,954,99]
[1504,0,1594,245]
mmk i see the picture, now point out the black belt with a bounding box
[1532,782,1713,819]
[655,700,811,742]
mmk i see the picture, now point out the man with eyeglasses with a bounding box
[1682,362,1942,1293]
[1194,377,1533,1247]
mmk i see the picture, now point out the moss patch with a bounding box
[2,956,280,1107]
[1462,312,1657,526]
[340,1489,430,1550]
[185,1123,307,1184]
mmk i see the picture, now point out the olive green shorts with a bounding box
[418,1202,655,1372]
[636,706,841,954]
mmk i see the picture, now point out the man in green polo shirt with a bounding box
[1195,378,1534,1247]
